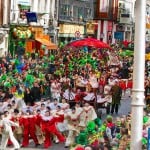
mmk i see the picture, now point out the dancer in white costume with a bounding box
[65,107,81,148]
[0,111,20,150]
[83,103,97,124]
[88,71,99,95]
[51,80,61,101]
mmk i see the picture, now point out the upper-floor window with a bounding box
[78,7,84,20]
[73,6,84,21]
[60,4,71,16]
[85,8,92,19]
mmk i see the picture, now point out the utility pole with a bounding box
[131,0,146,150]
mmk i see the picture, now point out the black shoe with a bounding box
[35,143,40,147]
[65,146,69,148]
[21,145,25,147]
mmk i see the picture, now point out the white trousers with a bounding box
[65,130,74,146]
[0,129,20,149]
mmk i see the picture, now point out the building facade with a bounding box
[58,0,94,44]
[9,0,57,56]
[0,0,10,57]
[117,0,135,42]
[94,0,118,44]
[94,0,135,44]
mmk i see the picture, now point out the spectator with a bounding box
[110,81,122,114]
[31,82,41,102]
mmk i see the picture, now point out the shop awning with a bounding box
[35,38,58,50]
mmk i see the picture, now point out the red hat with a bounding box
[75,146,84,150]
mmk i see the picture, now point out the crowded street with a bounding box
[0,0,150,150]
[5,94,131,150]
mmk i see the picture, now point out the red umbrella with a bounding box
[67,38,112,49]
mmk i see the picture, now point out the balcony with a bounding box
[59,1,93,24]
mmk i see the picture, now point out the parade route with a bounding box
[5,93,131,150]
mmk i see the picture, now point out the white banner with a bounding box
[18,0,30,6]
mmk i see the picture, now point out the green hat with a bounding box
[86,121,96,134]
[4,81,11,88]
[142,137,147,145]
[75,131,88,145]
[94,118,102,127]
[143,116,149,124]
[116,133,121,139]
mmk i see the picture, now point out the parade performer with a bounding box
[75,103,86,130]
[51,105,66,133]
[36,110,65,148]
[119,79,127,96]
[88,71,99,94]
[65,107,81,148]
[51,106,67,143]
[35,109,45,145]
[63,88,75,101]
[0,111,20,150]
[61,99,70,110]
[83,103,97,125]
[99,76,106,94]
[20,110,39,147]
[11,109,22,143]
[51,79,61,101]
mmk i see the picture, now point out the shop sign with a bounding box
[75,31,81,38]
[59,24,84,35]
[86,22,95,34]
[114,32,124,40]
[18,0,30,6]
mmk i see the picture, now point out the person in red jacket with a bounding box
[36,110,65,148]
[20,110,39,147]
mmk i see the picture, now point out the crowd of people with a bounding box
[0,44,148,150]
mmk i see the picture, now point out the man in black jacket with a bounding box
[31,82,41,102]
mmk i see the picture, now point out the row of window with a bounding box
[59,4,93,21]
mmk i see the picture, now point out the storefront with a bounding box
[58,24,85,44]
[9,25,57,57]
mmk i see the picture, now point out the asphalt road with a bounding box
[4,92,132,150]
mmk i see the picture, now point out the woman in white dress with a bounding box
[88,71,99,95]
[51,79,61,101]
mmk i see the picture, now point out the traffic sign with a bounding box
[75,31,80,38]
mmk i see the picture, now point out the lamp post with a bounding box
[131,0,146,150]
